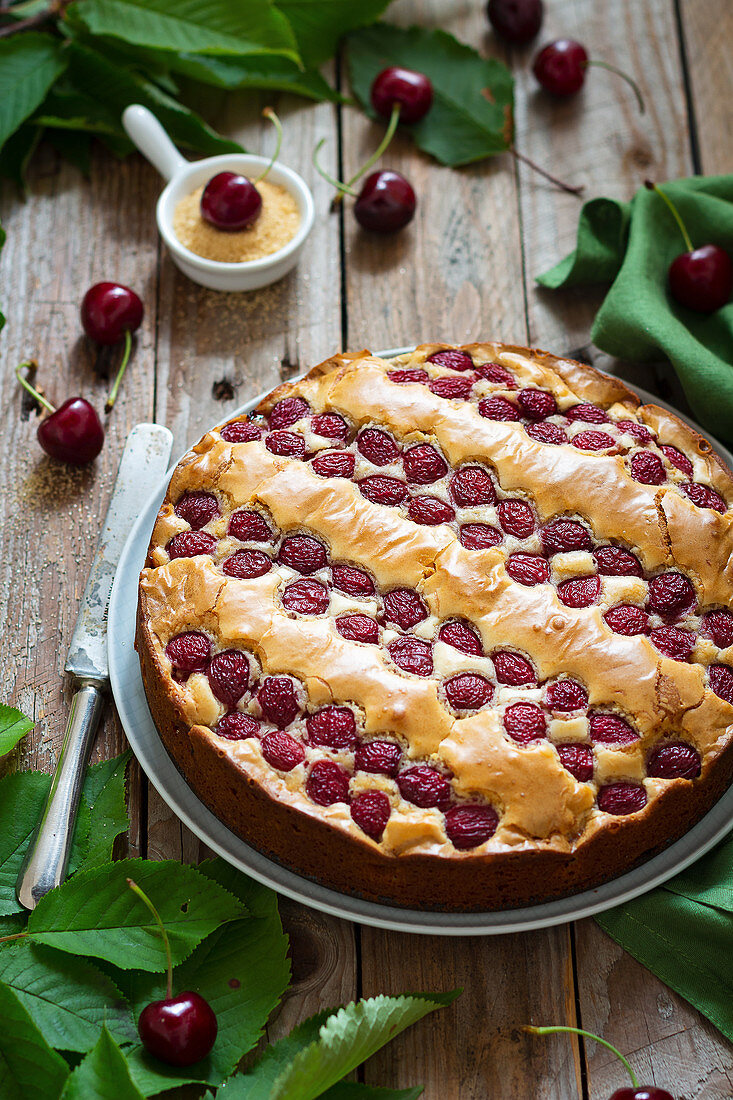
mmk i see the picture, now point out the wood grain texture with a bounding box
[575,918,733,1099]
[678,0,733,175]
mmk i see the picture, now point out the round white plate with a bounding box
[108,352,733,935]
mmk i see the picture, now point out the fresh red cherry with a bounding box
[354,170,416,233]
[487,0,543,43]
[646,181,732,313]
[138,991,218,1067]
[201,171,262,230]
[81,282,143,345]
[370,67,433,124]
[533,40,645,110]
[16,365,104,465]
[533,39,588,95]
[668,244,732,312]
[128,878,218,1068]
[609,1090,675,1100]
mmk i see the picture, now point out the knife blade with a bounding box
[16,423,173,909]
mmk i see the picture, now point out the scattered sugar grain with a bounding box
[173,180,300,263]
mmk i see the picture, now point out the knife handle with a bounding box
[16,682,105,910]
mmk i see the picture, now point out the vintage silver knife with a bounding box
[16,422,173,910]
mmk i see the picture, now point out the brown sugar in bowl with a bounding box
[173,179,301,264]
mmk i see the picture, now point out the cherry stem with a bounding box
[345,101,401,191]
[511,148,584,196]
[645,179,694,252]
[313,101,402,205]
[585,60,645,114]
[525,1026,639,1088]
[105,329,132,413]
[16,363,55,413]
[127,877,173,1000]
[312,139,359,199]
[252,107,283,185]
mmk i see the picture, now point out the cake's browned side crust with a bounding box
[136,596,733,910]
[136,341,733,911]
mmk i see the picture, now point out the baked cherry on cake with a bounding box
[137,343,733,910]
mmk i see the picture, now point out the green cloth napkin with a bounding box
[537,175,733,444]
[596,834,733,1042]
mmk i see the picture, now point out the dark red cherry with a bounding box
[668,244,732,313]
[354,170,416,234]
[81,282,143,345]
[370,66,434,124]
[487,0,543,43]
[609,1089,675,1100]
[138,991,217,1067]
[533,39,588,96]
[38,398,104,465]
[200,171,262,231]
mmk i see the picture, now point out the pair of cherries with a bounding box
[18,281,143,466]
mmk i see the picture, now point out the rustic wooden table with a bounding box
[3,0,732,1096]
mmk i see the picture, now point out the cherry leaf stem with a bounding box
[313,139,359,198]
[585,59,645,114]
[105,329,132,413]
[525,1026,639,1088]
[0,931,28,944]
[252,107,283,185]
[511,148,584,196]
[15,363,55,413]
[127,877,173,999]
[345,101,401,191]
[0,8,53,37]
[645,180,694,252]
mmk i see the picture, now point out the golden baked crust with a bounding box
[136,342,733,910]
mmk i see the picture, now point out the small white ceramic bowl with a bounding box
[122,104,315,292]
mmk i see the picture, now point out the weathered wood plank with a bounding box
[341,0,581,1094]
[678,0,733,175]
[0,145,158,781]
[513,0,733,1090]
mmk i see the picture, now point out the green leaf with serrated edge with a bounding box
[274,0,391,69]
[217,1011,330,1100]
[0,772,91,917]
[0,981,70,1100]
[0,940,137,1053]
[0,913,27,938]
[66,40,242,156]
[0,33,67,153]
[0,704,33,758]
[321,1085,424,1100]
[28,859,246,971]
[73,751,130,872]
[270,993,459,1100]
[121,860,290,1095]
[70,0,298,60]
[34,82,127,136]
[347,24,514,167]
[61,1026,145,1100]
[169,52,338,101]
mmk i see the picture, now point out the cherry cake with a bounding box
[136,343,733,910]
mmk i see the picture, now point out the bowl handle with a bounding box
[122,104,187,182]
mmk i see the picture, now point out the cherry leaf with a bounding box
[0,33,67,154]
[347,24,514,166]
[0,981,70,1100]
[224,992,459,1099]
[0,704,33,758]
[27,859,246,971]
[60,1026,145,1100]
[117,860,291,1095]
[0,940,137,1053]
